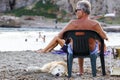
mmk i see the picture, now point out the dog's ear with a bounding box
[58,61,67,67]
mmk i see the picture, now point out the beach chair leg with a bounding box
[100,53,106,76]
[67,53,73,78]
[90,54,97,77]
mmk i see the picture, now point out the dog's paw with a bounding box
[25,66,41,72]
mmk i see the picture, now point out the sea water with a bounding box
[0,27,120,51]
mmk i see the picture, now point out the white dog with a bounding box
[26,61,67,77]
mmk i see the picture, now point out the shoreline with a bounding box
[19,24,120,32]
[1,25,120,32]
[0,15,120,32]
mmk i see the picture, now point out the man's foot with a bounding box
[76,72,83,76]
[35,49,46,53]
[76,68,84,76]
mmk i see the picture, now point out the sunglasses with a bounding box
[75,9,82,13]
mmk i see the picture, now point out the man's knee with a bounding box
[54,36,60,40]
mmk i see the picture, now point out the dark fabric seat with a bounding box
[63,30,106,78]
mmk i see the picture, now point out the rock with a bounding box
[0,0,120,16]
[0,15,21,27]
[24,16,35,20]
[103,26,120,32]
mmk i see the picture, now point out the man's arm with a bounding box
[94,23,108,41]
[58,20,74,39]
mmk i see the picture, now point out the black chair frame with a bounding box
[63,30,106,78]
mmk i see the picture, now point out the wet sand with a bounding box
[0,50,120,80]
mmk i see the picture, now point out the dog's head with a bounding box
[49,63,67,76]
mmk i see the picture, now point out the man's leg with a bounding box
[36,36,64,53]
[78,58,84,75]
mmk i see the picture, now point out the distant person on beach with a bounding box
[38,32,46,43]
[55,19,58,28]
[36,0,108,75]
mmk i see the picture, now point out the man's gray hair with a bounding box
[76,0,91,14]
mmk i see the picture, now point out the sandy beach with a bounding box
[0,50,120,80]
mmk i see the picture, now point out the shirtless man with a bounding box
[36,0,108,75]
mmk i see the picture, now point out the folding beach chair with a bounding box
[110,48,120,76]
[63,30,106,78]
